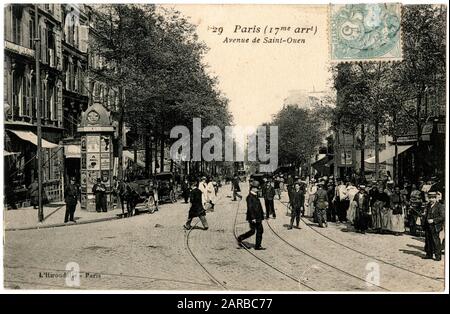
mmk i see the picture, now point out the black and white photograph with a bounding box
[1,0,448,296]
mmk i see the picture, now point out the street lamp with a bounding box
[35,5,44,222]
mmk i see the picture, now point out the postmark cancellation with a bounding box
[330,3,402,62]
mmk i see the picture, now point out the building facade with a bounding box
[4,4,65,207]
[3,4,120,208]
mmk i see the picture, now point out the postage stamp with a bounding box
[330,3,402,62]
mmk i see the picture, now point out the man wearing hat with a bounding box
[184,180,209,230]
[354,185,370,233]
[263,178,276,219]
[64,177,79,223]
[232,175,242,201]
[423,191,445,261]
[93,178,107,212]
[237,181,265,250]
[288,182,305,230]
[314,181,328,228]
[199,176,208,206]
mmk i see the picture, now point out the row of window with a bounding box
[10,68,58,123]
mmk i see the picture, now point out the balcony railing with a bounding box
[7,95,60,128]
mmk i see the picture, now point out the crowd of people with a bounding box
[236,173,445,261]
[62,170,445,261]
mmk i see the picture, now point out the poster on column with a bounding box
[80,172,87,187]
[81,136,86,151]
[87,135,100,152]
[101,170,110,186]
[101,153,110,170]
[101,135,111,152]
[81,153,87,169]
[87,171,98,191]
[87,153,100,170]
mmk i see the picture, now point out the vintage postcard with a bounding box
[1,1,447,296]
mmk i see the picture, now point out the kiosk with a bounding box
[78,102,115,211]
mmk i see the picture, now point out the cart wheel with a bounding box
[147,196,156,213]
[170,190,176,203]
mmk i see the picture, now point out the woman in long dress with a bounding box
[390,186,405,235]
[381,184,393,233]
[346,183,359,224]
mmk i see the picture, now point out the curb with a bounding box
[4,207,156,232]
[5,214,121,232]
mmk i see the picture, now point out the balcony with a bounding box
[6,95,61,128]
[4,40,35,59]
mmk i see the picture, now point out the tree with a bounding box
[272,105,325,174]
[89,4,232,177]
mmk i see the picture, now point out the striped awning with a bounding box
[9,130,58,149]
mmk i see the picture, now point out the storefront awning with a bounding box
[9,130,58,149]
[123,150,145,168]
[4,150,20,156]
[365,145,413,164]
[64,144,81,158]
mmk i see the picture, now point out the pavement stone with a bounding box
[3,183,446,291]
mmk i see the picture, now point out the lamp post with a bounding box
[35,4,43,222]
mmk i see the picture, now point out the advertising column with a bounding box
[78,103,115,212]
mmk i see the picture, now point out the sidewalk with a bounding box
[4,202,125,231]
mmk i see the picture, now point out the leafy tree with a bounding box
[272,105,325,173]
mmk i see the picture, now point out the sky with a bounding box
[170,4,332,128]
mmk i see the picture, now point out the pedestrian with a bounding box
[28,179,39,209]
[232,175,242,201]
[237,181,265,250]
[125,182,139,217]
[380,182,393,234]
[64,177,79,223]
[327,182,336,222]
[346,182,359,225]
[92,178,107,213]
[114,176,126,214]
[314,181,328,228]
[184,180,209,230]
[181,177,190,203]
[288,182,304,230]
[354,185,370,233]
[264,178,276,219]
[370,184,383,233]
[423,191,445,261]
[199,176,208,207]
[408,184,423,236]
[206,177,216,211]
[336,179,349,223]
[305,178,317,218]
[390,186,405,235]
[274,176,281,200]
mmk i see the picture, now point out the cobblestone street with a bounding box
[4,183,445,291]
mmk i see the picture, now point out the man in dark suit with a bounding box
[64,177,79,223]
[92,178,107,212]
[354,185,370,233]
[288,182,305,230]
[181,177,190,203]
[232,175,242,201]
[237,181,265,250]
[264,179,276,219]
[314,181,329,228]
[184,180,208,230]
[423,191,445,261]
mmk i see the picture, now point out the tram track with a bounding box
[232,199,316,291]
[275,198,445,283]
[264,218,390,291]
[184,194,228,290]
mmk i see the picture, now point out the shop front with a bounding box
[4,128,63,209]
